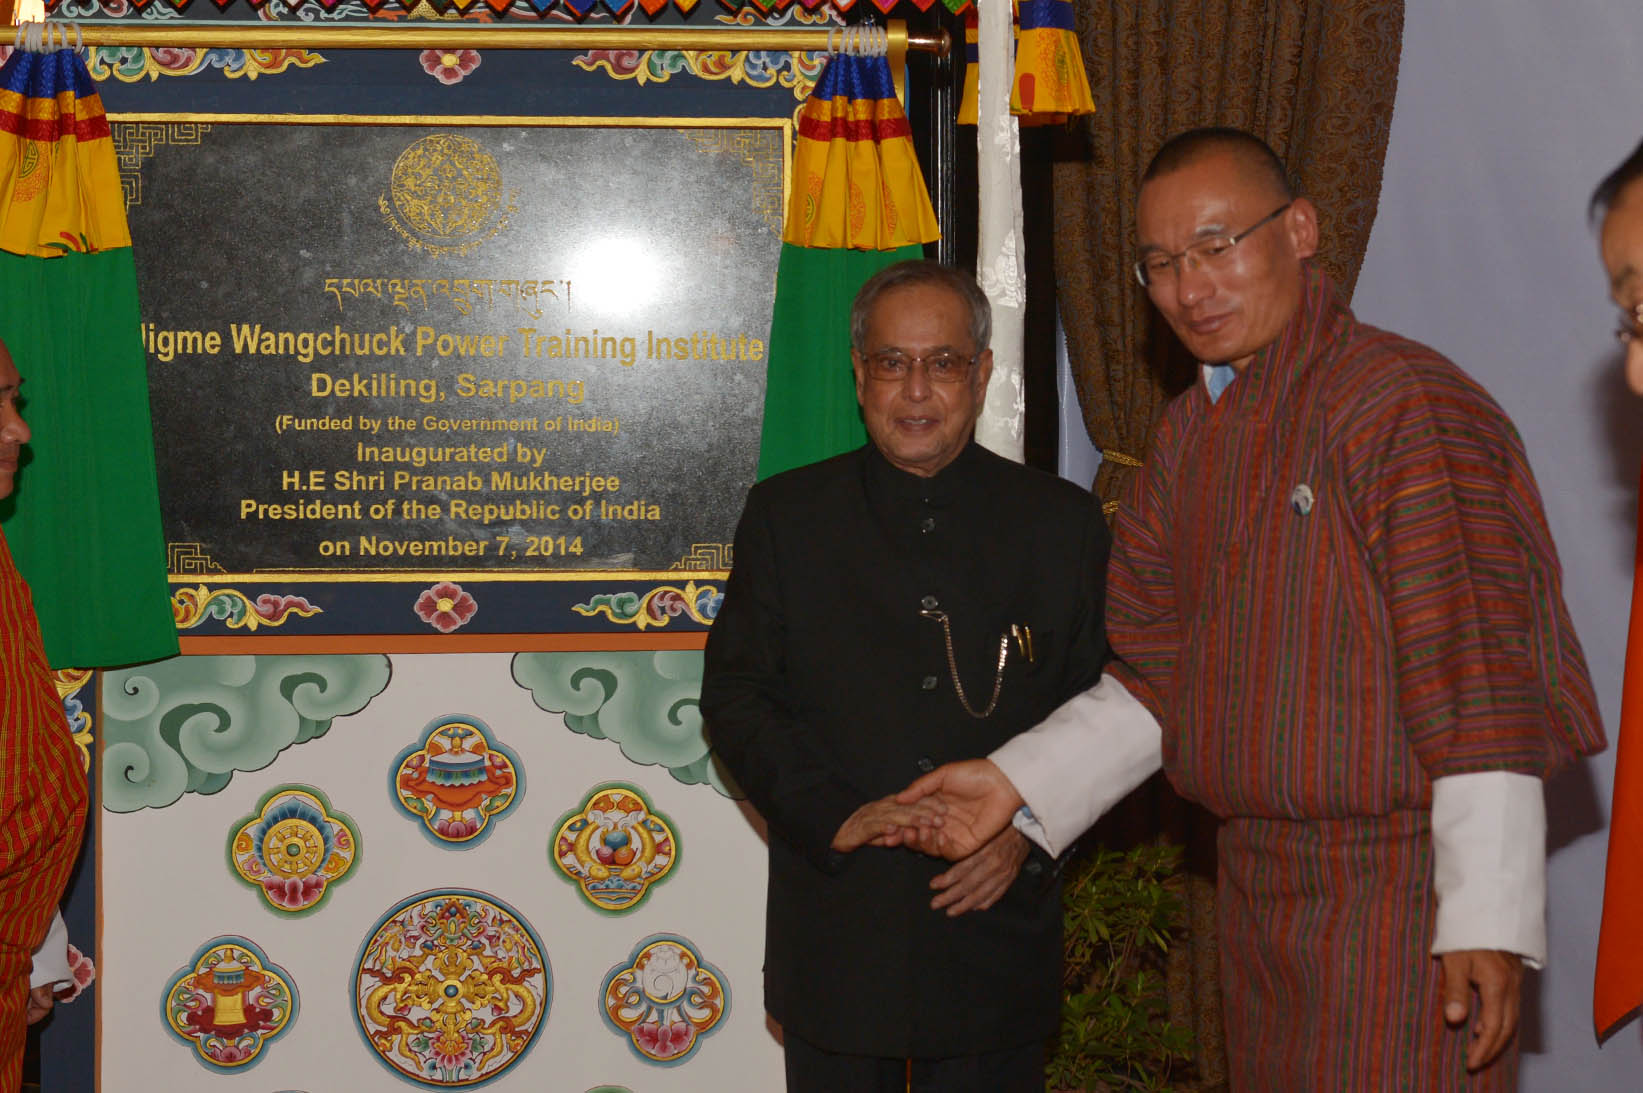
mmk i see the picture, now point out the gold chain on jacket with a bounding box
[919,608,1009,719]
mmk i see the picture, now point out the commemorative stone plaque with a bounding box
[122,119,783,581]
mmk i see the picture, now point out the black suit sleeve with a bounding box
[701,486,867,872]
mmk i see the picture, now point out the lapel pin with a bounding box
[1291,483,1315,516]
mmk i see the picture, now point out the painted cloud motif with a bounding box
[102,654,391,812]
[510,651,739,799]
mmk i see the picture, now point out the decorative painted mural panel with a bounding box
[600,934,728,1066]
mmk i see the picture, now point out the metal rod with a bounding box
[0,19,949,55]
[930,36,955,266]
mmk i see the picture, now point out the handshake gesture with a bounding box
[826,759,1032,916]
[829,759,1026,861]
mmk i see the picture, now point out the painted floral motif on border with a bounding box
[86,44,325,84]
[572,581,720,629]
[229,785,359,915]
[46,0,324,83]
[601,934,727,1065]
[391,714,522,847]
[552,783,677,913]
[414,580,477,633]
[162,937,298,1071]
[355,890,550,1088]
[573,7,832,103]
[172,585,322,632]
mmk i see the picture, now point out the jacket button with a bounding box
[920,594,939,610]
[916,757,935,772]
[1024,860,1043,876]
[920,516,935,533]
[921,675,938,691]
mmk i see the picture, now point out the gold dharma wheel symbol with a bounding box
[389,134,502,241]
[262,818,325,878]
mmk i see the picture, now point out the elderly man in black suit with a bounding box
[702,260,1109,1092]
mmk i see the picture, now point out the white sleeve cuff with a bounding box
[1430,770,1546,968]
[994,672,1163,858]
[29,910,71,990]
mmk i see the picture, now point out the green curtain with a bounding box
[0,248,177,668]
[755,241,923,481]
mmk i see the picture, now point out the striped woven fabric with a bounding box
[0,526,86,1091]
[1219,812,1512,1090]
[1108,265,1603,817]
[1104,266,1604,1084]
[0,44,177,669]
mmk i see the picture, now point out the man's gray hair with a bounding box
[849,260,992,355]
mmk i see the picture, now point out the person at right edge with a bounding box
[0,336,88,1093]
[894,128,1606,1090]
[1591,137,1643,1044]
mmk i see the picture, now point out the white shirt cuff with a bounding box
[29,910,71,991]
[994,672,1163,857]
[1430,770,1546,968]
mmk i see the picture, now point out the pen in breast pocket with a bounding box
[1011,623,1034,663]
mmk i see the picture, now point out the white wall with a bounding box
[1352,1,1643,1084]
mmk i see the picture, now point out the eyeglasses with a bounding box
[860,351,977,384]
[1617,301,1643,345]
[1133,202,1293,288]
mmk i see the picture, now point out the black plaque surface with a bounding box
[123,117,782,580]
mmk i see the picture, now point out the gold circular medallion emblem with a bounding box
[388,134,502,243]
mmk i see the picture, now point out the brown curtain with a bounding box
[1055,0,1404,506]
[1050,3,1405,1089]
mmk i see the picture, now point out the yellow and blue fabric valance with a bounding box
[783,51,939,251]
[0,47,129,257]
[958,10,979,126]
[959,0,1094,127]
[1011,0,1093,125]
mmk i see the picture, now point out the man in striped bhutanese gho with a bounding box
[0,336,86,1093]
[897,127,1607,1092]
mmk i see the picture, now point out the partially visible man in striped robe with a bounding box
[893,128,1606,1089]
[0,336,87,1093]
